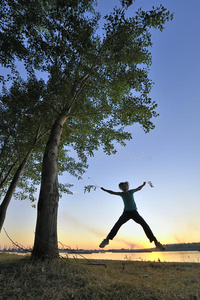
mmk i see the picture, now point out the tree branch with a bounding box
[3,228,31,253]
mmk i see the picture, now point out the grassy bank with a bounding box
[0,253,199,299]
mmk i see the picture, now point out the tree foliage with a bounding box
[0,0,174,180]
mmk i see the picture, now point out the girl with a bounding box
[99,181,165,250]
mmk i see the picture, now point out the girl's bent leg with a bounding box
[131,210,157,243]
[107,211,130,240]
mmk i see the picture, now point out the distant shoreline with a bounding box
[60,242,200,255]
[1,242,200,254]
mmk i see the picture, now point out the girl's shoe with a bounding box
[99,238,109,248]
[155,241,165,251]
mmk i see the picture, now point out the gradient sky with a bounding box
[1,0,200,250]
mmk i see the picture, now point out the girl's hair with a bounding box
[119,181,129,190]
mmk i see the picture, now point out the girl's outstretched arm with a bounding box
[101,187,120,195]
[134,182,146,192]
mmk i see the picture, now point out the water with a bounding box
[5,250,200,263]
[61,251,200,263]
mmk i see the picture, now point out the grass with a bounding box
[0,253,200,300]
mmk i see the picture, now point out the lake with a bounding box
[61,251,200,263]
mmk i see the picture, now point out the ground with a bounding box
[0,253,200,299]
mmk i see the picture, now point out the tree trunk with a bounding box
[32,115,67,259]
[0,161,17,189]
[0,150,32,232]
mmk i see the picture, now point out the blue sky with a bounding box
[1,0,200,250]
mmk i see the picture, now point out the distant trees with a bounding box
[0,0,173,259]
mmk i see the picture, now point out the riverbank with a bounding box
[0,253,199,299]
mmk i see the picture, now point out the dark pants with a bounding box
[107,210,157,243]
